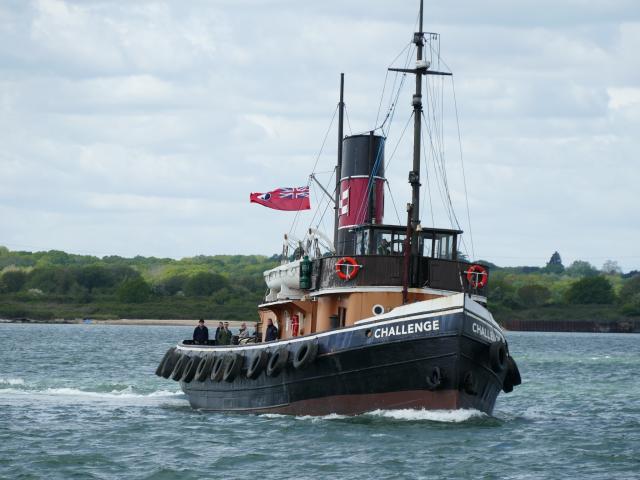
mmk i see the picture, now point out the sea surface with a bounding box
[0,324,638,479]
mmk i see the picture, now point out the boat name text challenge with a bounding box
[373,319,440,339]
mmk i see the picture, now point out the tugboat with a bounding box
[155,1,521,415]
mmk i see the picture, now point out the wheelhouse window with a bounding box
[355,229,369,256]
[433,233,454,260]
[373,230,405,255]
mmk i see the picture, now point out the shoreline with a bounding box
[1,317,638,333]
[0,318,255,327]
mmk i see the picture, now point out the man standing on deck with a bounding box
[214,322,223,344]
[265,318,278,342]
[193,318,209,344]
[217,322,232,345]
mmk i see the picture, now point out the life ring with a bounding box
[181,355,201,383]
[293,341,318,370]
[170,354,189,381]
[195,355,215,382]
[246,350,269,379]
[156,347,175,377]
[489,342,507,372]
[266,347,289,377]
[425,366,442,390]
[335,257,360,281]
[466,264,488,288]
[223,353,243,382]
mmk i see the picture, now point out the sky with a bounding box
[1,0,639,270]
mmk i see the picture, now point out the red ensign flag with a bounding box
[249,186,311,211]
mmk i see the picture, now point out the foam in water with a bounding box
[367,408,485,422]
[0,383,185,406]
[261,409,484,423]
[0,377,25,386]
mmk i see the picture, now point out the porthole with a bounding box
[372,304,384,315]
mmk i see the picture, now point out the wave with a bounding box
[367,408,485,422]
[261,409,484,423]
[42,387,184,399]
[0,377,25,385]
[0,383,185,406]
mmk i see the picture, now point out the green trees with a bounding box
[566,260,598,277]
[544,251,565,274]
[618,275,640,316]
[601,260,622,275]
[75,265,114,293]
[26,267,76,294]
[517,284,551,307]
[117,278,150,303]
[565,276,615,304]
[0,270,27,293]
[184,272,228,296]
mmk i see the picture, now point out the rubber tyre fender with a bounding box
[266,347,289,377]
[505,356,522,386]
[155,347,175,377]
[181,355,201,383]
[293,341,318,370]
[461,371,477,395]
[425,366,442,390]
[489,342,507,373]
[161,349,180,379]
[503,377,514,393]
[170,354,189,381]
[246,350,269,379]
[210,355,226,382]
[223,353,243,382]
[195,355,215,382]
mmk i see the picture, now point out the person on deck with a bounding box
[217,322,232,345]
[238,322,251,344]
[214,322,223,344]
[377,238,391,255]
[265,319,278,342]
[193,319,209,345]
[238,322,250,339]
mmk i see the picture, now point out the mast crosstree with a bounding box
[388,0,452,264]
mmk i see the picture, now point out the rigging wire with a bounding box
[385,180,402,225]
[374,41,412,127]
[288,104,338,237]
[384,110,414,172]
[307,169,336,230]
[451,76,476,260]
[422,110,471,257]
[344,106,353,135]
[423,42,476,259]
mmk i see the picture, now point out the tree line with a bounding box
[485,252,640,317]
[0,246,638,321]
[0,246,279,320]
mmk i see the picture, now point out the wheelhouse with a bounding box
[343,224,462,260]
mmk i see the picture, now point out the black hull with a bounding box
[172,305,513,416]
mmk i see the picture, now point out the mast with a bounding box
[388,1,452,282]
[410,0,425,257]
[334,73,345,247]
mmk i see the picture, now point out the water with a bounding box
[1,325,639,479]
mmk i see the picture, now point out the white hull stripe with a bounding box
[177,306,465,354]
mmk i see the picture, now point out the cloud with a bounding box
[0,0,639,270]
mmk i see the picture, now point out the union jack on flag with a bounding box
[279,186,309,199]
[250,185,311,211]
